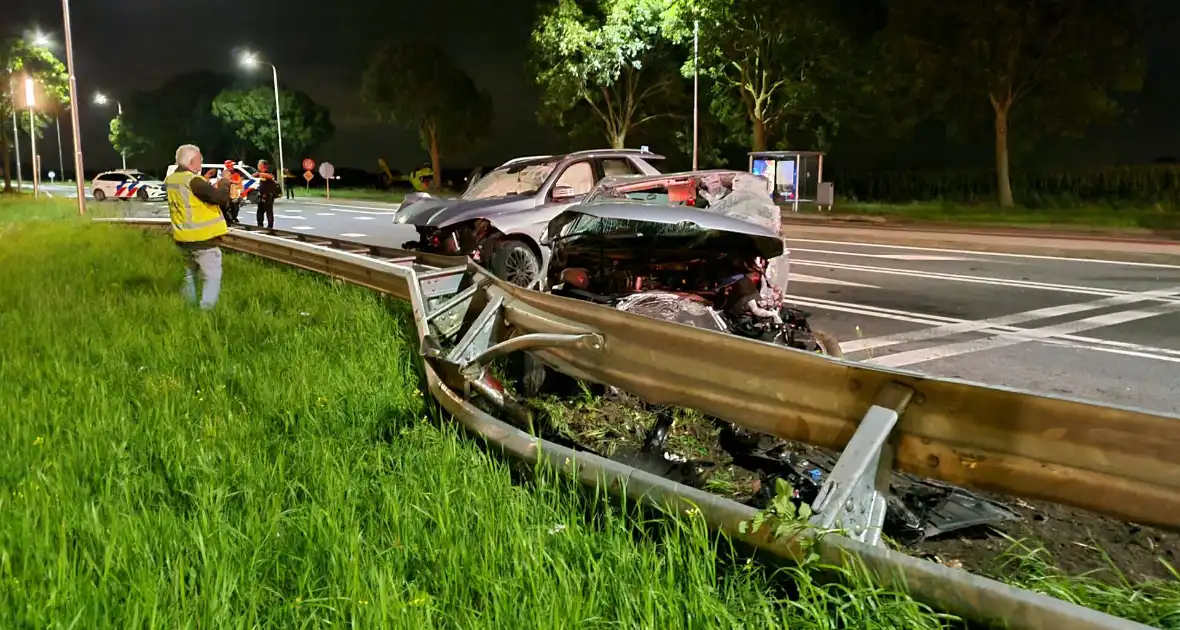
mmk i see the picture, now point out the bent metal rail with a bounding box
[105,218,1178,630]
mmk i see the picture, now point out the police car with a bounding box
[165,161,264,204]
[90,169,166,202]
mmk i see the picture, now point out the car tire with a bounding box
[137,188,149,201]
[812,330,843,358]
[490,239,540,287]
[93,189,106,202]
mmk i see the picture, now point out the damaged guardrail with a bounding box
[104,218,1177,630]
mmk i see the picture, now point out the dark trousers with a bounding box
[284,182,294,199]
[256,200,275,229]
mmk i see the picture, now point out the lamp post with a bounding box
[239,51,285,193]
[692,19,699,171]
[56,114,65,182]
[93,92,125,169]
[25,76,39,198]
[60,0,86,213]
[10,81,22,191]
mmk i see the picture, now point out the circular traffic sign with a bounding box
[302,158,315,171]
[318,162,334,179]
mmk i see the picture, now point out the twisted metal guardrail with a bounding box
[105,218,1179,630]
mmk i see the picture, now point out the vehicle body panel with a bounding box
[90,169,165,201]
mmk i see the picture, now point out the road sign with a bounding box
[318,162,334,179]
[48,170,56,182]
[302,158,314,171]
[303,170,314,183]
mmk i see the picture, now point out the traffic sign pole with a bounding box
[318,162,334,200]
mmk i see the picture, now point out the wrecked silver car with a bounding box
[539,170,840,355]
[392,149,663,286]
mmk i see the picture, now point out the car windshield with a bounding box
[239,165,258,176]
[557,213,707,240]
[123,171,150,180]
[462,160,557,200]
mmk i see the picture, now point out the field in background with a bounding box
[295,187,410,204]
[820,200,1180,232]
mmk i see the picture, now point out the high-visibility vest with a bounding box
[227,173,242,200]
[166,170,228,243]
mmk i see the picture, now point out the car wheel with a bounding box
[812,330,843,358]
[93,189,106,202]
[491,240,540,287]
[137,188,149,201]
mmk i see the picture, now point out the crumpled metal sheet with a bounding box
[699,173,787,303]
[614,291,729,333]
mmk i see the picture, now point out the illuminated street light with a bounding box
[31,31,50,47]
[93,91,125,169]
[238,50,285,194]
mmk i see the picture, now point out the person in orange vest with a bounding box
[216,160,244,224]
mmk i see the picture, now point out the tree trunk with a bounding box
[428,123,442,193]
[992,102,1014,208]
[1,135,10,191]
[751,118,767,153]
[608,128,626,149]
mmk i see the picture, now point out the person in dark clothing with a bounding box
[255,160,280,229]
[282,168,296,199]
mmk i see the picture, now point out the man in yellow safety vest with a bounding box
[167,144,231,309]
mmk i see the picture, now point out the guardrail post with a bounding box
[809,382,915,546]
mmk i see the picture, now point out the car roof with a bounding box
[497,148,666,169]
[594,169,747,189]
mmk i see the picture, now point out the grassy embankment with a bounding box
[294,186,410,204]
[0,198,955,628]
[822,200,1180,232]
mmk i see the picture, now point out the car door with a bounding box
[522,160,596,243]
[95,173,122,197]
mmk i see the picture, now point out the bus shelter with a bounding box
[747,151,832,212]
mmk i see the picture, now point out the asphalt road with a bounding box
[62,188,1180,416]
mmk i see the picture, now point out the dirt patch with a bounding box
[530,386,1178,585]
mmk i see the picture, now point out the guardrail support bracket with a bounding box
[809,382,915,546]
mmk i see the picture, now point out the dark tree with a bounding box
[1,39,70,190]
[212,87,334,168]
[361,41,492,191]
[881,0,1146,206]
[110,71,243,170]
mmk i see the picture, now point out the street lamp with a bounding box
[10,79,22,191]
[25,76,40,198]
[31,31,50,47]
[59,0,86,214]
[239,50,285,193]
[93,91,125,169]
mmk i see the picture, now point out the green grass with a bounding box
[0,197,963,628]
[824,200,1180,232]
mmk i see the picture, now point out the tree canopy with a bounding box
[211,86,335,168]
[361,41,492,191]
[690,0,857,153]
[880,0,1146,206]
[1,38,70,189]
[531,0,687,149]
[110,71,242,170]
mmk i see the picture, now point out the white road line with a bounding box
[866,303,1180,367]
[316,212,335,216]
[785,237,1180,269]
[788,273,878,288]
[791,248,978,262]
[290,200,398,214]
[842,287,1180,352]
[791,258,1180,300]
[789,295,1180,362]
[339,233,367,237]
[276,215,303,219]
[291,226,315,231]
[352,216,374,221]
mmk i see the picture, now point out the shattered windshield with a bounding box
[463,161,557,200]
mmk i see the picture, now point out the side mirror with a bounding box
[551,185,580,202]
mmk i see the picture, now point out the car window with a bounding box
[600,158,638,178]
[552,161,594,197]
[100,174,124,182]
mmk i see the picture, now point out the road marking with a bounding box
[291,226,315,231]
[785,237,1180,270]
[790,248,978,262]
[791,258,1180,300]
[841,287,1180,352]
[789,295,1180,364]
[788,273,878,288]
[316,212,335,216]
[867,303,1180,367]
[352,216,374,221]
[339,233,367,238]
[276,214,303,219]
[291,200,397,214]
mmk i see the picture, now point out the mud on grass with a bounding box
[528,384,1180,625]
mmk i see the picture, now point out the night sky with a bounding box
[6,0,1180,173]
